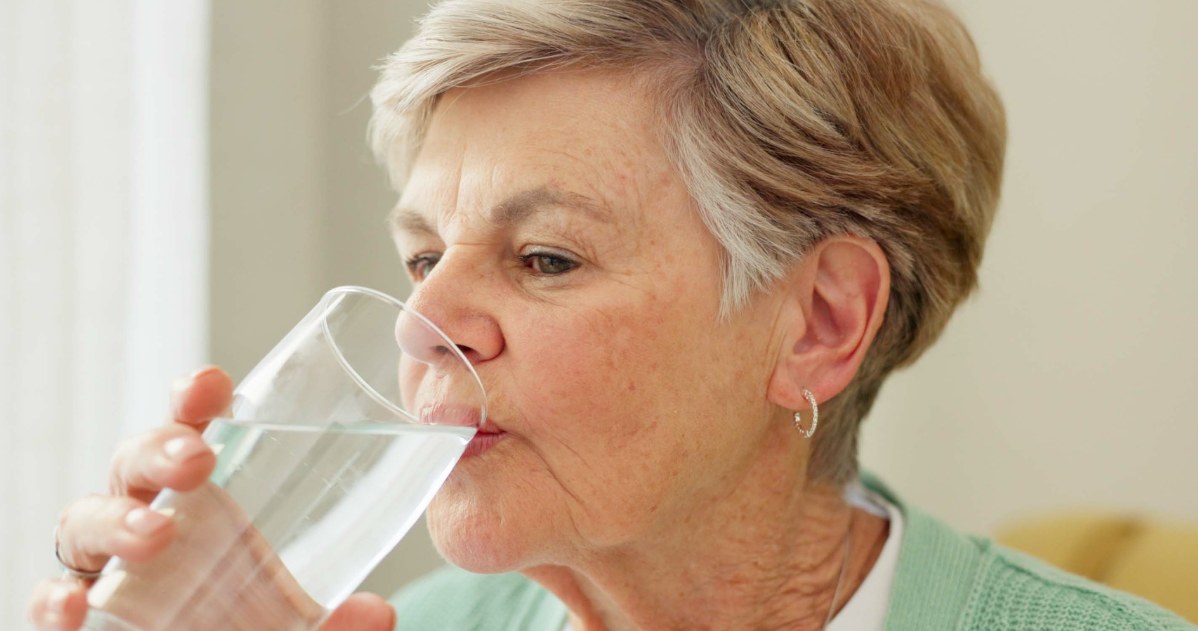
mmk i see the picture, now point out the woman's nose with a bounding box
[397,257,504,367]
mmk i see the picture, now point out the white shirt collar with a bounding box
[827,481,903,631]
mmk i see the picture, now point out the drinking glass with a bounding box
[83,286,487,630]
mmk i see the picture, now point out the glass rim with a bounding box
[319,285,488,427]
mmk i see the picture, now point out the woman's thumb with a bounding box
[320,592,396,631]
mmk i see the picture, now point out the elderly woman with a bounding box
[30,0,1194,629]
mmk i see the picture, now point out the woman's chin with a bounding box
[432,538,521,574]
[426,498,534,574]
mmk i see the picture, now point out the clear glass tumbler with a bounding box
[83,286,486,630]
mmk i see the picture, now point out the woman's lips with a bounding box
[416,403,504,457]
[461,430,507,458]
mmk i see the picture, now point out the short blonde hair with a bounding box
[370,0,1006,483]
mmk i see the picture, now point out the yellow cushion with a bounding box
[1102,522,1198,623]
[997,512,1198,624]
[996,512,1138,580]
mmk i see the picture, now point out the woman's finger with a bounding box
[55,494,176,576]
[28,578,88,631]
[107,424,216,502]
[319,592,396,631]
[168,365,234,431]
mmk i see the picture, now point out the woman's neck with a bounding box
[523,439,890,631]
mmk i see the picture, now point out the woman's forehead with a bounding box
[399,70,680,229]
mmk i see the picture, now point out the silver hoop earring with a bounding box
[793,388,819,438]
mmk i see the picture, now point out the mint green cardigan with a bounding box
[389,476,1194,629]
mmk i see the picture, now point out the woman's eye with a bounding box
[520,251,578,276]
[404,253,441,281]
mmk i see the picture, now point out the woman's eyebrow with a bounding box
[387,206,436,238]
[388,185,612,237]
[489,186,612,227]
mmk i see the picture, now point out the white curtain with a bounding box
[0,1,209,627]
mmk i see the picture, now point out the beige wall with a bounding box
[208,0,1198,598]
[860,0,1198,534]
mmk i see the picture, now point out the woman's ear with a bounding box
[766,236,891,411]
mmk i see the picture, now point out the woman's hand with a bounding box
[27,367,396,631]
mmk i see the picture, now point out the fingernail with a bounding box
[163,436,207,462]
[169,378,190,419]
[189,365,220,381]
[171,367,217,400]
[125,508,171,537]
[47,583,72,614]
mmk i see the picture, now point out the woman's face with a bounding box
[391,69,790,571]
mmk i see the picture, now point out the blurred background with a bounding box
[2,0,1195,628]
